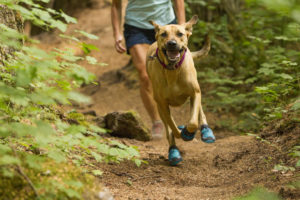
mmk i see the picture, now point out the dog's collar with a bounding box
[155,48,186,70]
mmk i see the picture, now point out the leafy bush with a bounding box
[0,0,142,198]
[186,0,300,132]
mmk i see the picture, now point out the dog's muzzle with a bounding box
[164,40,184,63]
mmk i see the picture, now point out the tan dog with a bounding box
[146,15,215,165]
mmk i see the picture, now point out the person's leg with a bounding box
[129,44,163,137]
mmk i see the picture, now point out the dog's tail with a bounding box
[191,34,211,60]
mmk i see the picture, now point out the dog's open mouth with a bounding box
[166,50,180,62]
[163,48,184,63]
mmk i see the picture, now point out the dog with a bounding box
[146,15,215,166]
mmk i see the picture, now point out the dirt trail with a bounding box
[39,1,298,199]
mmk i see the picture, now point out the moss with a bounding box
[0,159,103,199]
[126,110,140,119]
[66,112,88,126]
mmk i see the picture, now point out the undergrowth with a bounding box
[0,0,143,199]
[186,0,300,132]
[186,0,300,198]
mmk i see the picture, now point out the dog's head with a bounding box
[150,15,198,65]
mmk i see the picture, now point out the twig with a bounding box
[12,148,39,198]
[16,165,39,197]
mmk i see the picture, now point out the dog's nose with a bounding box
[166,40,177,48]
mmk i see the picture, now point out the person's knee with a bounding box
[139,72,151,89]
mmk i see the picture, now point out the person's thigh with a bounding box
[124,24,155,55]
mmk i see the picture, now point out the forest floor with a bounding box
[38,1,299,199]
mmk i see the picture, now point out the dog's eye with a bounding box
[161,32,167,37]
[177,32,184,37]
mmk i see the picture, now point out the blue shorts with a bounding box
[124,19,177,54]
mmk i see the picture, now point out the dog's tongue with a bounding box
[166,50,180,60]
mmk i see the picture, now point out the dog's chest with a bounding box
[159,84,190,106]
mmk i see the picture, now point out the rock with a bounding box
[94,116,106,128]
[82,110,97,116]
[104,111,151,141]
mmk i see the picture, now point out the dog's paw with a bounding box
[168,146,182,166]
[200,125,215,143]
[179,125,196,141]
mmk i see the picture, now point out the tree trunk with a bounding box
[0,5,23,63]
[186,0,243,22]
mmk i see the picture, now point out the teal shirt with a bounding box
[125,0,175,29]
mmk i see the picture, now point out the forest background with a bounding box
[0,0,299,199]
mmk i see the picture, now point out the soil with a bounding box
[38,1,300,199]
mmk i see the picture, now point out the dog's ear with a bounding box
[185,15,198,37]
[149,20,161,32]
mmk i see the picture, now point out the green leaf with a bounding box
[291,100,300,111]
[92,169,103,176]
[1,168,15,178]
[126,179,133,186]
[134,159,141,167]
[81,43,99,54]
[277,73,293,80]
[64,180,83,189]
[48,150,66,163]
[0,144,12,154]
[88,124,107,134]
[96,143,109,154]
[32,8,52,21]
[91,151,102,162]
[50,19,67,32]
[86,56,98,65]
[64,188,81,198]
[126,146,140,157]
[60,12,77,24]
[25,154,42,170]
[75,30,99,40]
[296,160,300,167]
[59,34,80,42]
[109,148,130,158]
[0,155,21,165]
[273,164,295,172]
[66,125,87,135]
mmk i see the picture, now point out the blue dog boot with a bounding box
[168,146,182,166]
[200,124,215,143]
[179,125,196,141]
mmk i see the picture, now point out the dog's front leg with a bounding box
[156,102,181,143]
[199,102,208,126]
[196,92,216,143]
[188,92,201,132]
[157,102,183,165]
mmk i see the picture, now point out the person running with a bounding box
[111,0,185,139]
